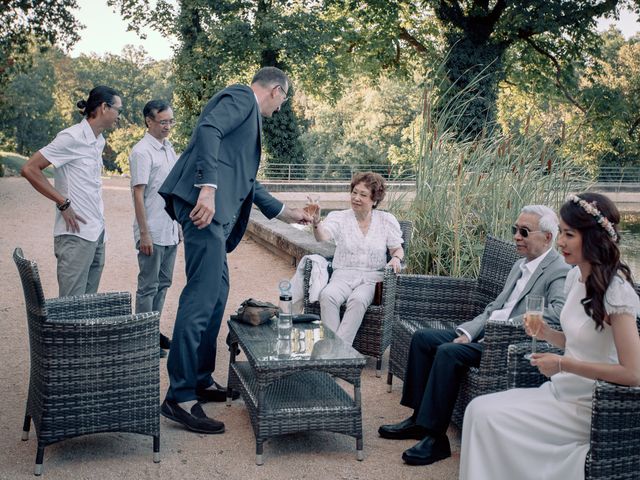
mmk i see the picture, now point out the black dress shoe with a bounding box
[196,381,240,402]
[402,434,451,466]
[161,400,225,434]
[378,417,429,440]
[160,333,171,350]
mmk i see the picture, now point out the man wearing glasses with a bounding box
[378,205,570,466]
[21,86,122,297]
[129,100,181,358]
[158,67,312,434]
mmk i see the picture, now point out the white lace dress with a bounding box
[459,267,640,480]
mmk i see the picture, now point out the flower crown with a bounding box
[567,194,618,242]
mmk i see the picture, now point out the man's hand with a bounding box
[453,334,470,344]
[139,232,153,256]
[190,186,215,229]
[61,206,87,233]
[278,206,313,225]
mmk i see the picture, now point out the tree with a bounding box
[330,1,640,137]
[0,47,59,155]
[497,28,640,171]
[0,1,81,90]
[108,0,358,173]
[298,75,422,177]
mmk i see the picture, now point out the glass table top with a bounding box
[228,318,366,366]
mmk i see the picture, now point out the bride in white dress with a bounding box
[459,192,640,480]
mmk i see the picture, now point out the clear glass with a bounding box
[524,294,545,360]
[228,319,363,364]
[304,195,320,217]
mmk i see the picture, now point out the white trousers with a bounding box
[319,269,383,345]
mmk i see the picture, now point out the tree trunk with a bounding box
[442,30,509,138]
[256,1,305,178]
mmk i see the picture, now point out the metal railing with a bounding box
[257,163,416,181]
[257,163,640,184]
[597,166,640,184]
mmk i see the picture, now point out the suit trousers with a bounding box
[400,328,483,435]
[166,197,230,402]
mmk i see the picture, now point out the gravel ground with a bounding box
[0,176,460,480]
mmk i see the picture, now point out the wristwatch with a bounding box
[57,198,71,212]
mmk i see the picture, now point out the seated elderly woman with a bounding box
[310,171,404,345]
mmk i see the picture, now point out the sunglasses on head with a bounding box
[511,225,543,238]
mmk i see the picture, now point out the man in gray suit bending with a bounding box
[378,205,570,465]
[158,67,311,434]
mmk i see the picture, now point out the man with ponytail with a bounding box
[21,86,122,297]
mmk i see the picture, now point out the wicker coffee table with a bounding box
[226,318,366,465]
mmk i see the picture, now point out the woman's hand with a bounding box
[530,353,562,378]
[387,256,402,273]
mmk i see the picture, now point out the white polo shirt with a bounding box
[129,132,179,246]
[40,118,106,242]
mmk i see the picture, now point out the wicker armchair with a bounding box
[386,235,521,427]
[13,248,161,476]
[303,220,412,376]
[507,341,640,480]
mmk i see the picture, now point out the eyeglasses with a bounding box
[107,103,123,114]
[275,84,289,102]
[152,118,176,127]
[511,225,543,238]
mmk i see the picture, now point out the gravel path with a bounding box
[0,176,459,480]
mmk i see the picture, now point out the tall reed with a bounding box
[399,69,588,277]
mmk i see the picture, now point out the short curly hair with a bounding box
[350,172,386,208]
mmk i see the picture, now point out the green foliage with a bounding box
[0,47,60,156]
[330,1,638,138]
[298,75,422,177]
[107,125,147,175]
[0,0,81,92]
[0,151,53,177]
[498,29,640,170]
[71,46,174,130]
[0,44,175,172]
[400,70,588,277]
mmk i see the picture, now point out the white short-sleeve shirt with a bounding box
[129,132,179,246]
[322,209,403,271]
[39,118,105,241]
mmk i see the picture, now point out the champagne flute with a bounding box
[524,294,544,360]
[304,195,320,222]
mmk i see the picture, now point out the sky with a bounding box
[70,1,639,62]
[69,0,176,61]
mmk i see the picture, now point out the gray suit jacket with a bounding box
[458,249,570,341]
[159,84,283,252]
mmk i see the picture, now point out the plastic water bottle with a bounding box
[278,279,293,340]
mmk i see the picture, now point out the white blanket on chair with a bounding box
[290,254,329,314]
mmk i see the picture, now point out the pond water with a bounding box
[618,215,640,279]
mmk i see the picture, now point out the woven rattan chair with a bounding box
[303,220,412,376]
[13,248,161,476]
[386,235,522,427]
[506,338,640,480]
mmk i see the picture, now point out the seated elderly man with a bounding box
[378,205,570,466]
